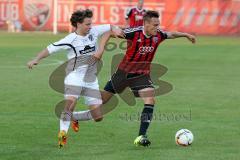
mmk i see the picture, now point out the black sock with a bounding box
[138,104,154,136]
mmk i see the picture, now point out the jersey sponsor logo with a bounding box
[135,15,143,21]
[79,45,96,55]
[138,46,154,54]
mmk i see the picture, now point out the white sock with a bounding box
[72,110,92,121]
[60,111,72,133]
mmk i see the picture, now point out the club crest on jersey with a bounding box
[23,0,51,30]
[153,37,158,43]
[88,34,93,41]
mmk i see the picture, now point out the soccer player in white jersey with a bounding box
[27,9,123,148]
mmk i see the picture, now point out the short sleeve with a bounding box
[47,34,75,54]
[125,8,133,19]
[92,24,111,37]
[158,30,169,40]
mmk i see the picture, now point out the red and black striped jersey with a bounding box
[118,26,168,75]
[125,7,146,27]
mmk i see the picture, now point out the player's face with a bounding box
[77,18,92,35]
[137,0,144,9]
[145,17,160,36]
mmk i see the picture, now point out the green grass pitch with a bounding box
[0,31,240,160]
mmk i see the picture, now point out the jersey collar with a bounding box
[74,31,88,38]
[136,7,143,12]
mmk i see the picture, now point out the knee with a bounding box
[65,97,77,111]
[66,97,77,104]
[144,97,155,105]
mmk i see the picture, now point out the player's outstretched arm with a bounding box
[94,26,126,60]
[27,49,49,69]
[94,31,111,60]
[167,31,196,44]
[110,25,125,38]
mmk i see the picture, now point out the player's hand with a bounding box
[93,51,102,60]
[87,55,100,66]
[27,59,39,69]
[186,34,196,44]
[112,26,125,38]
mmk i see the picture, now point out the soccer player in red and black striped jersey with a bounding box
[125,0,146,27]
[102,10,196,147]
[73,10,196,147]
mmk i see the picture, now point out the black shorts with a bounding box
[104,69,154,97]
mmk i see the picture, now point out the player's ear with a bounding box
[144,19,151,25]
[76,22,82,28]
[143,20,147,26]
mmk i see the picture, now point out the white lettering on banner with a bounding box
[57,1,165,26]
[173,7,185,25]
[100,6,107,23]
[88,5,98,23]
[0,3,19,21]
[57,4,85,24]
[122,6,129,18]
[196,8,208,26]
[110,7,119,23]
[184,8,196,26]
[11,4,18,20]
[0,3,7,20]
[57,5,61,22]
[209,9,219,25]
[220,10,231,26]
[232,12,240,27]
[63,5,71,23]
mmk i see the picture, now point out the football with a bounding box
[175,129,194,146]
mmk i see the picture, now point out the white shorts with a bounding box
[64,69,102,105]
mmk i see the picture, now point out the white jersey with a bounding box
[46,24,111,105]
[47,24,111,60]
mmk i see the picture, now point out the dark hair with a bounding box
[143,10,159,22]
[70,9,93,27]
